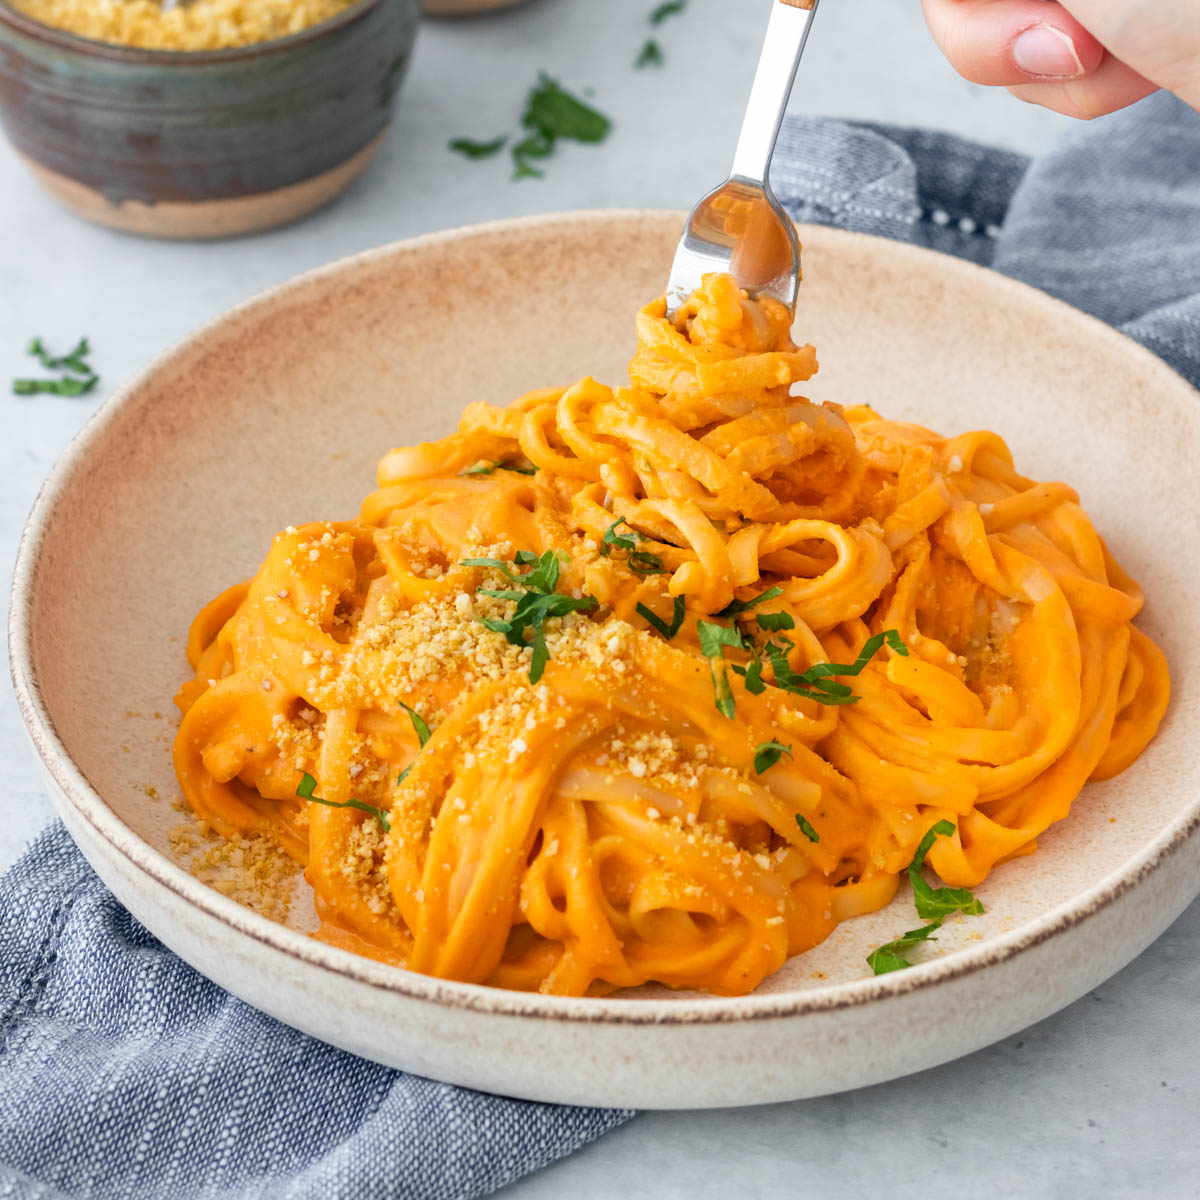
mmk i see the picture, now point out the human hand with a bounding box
[920,0,1200,119]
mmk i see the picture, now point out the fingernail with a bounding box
[1012,23,1086,78]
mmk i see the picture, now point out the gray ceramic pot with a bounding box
[0,0,419,238]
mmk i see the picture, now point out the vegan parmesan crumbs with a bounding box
[10,0,359,51]
[169,810,299,922]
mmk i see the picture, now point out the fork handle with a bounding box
[729,0,820,186]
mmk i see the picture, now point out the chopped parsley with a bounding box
[447,73,612,180]
[14,335,98,397]
[696,619,744,658]
[698,619,746,719]
[650,0,687,24]
[636,39,664,67]
[399,702,431,747]
[866,921,942,975]
[296,772,391,833]
[710,660,736,719]
[756,610,795,632]
[512,74,612,180]
[717,586,783,618]
[745,628,909,707]
[795,813,820,843]
[459,460,537,477]
[867,820,984,975]
[464,549,597,683]
[908,819,985,920]
[599,517,666,575]
[448,135,508,159]
[637,595,686,640]
[753,740,792,774]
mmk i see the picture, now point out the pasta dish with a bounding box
[173,272,1169,996]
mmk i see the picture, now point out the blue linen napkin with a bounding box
[772,90,1200,388]
[3,89,1199,1200]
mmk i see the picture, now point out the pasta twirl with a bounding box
[173,271,1169,996]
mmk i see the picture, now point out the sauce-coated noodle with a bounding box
[174,272,1169,996]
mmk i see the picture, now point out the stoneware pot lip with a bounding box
[11,209,1200,1028]
[0,0,392,66]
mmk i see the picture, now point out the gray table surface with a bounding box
[1,1,1196,1195]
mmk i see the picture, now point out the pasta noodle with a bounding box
[173,271,1169,996]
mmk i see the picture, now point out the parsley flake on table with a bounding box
[446,73,611,181]
[650,0,687,24]
[512,74,612,180]
[13,335,99,398]
[448,135,508,159]
[636,39,664,67]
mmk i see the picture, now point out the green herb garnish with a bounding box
[717,586,783,618]
[753,629,909,707]
[465,550,598,683]
[637,595,686,640]
[512,74,612,180]
[650,0,686,24]
[866,921,942,975]
[753,740,792,774]
[400,702,431,747]
[449,135,508,159]
[795,813,820,843]
[599,517,666,575]
[13,377,98,397]
[296,772,391,833]
[756,611,795,632]
[697,619,746,719]
[14,335,98,398]
[459,460,537,477]
[866,821,983,975]
[397,765,413,787]
[28,336,92,373]
[636,39,664,67]
[907,819,984,920]
[710,659,736,719]
[697,620,744,659]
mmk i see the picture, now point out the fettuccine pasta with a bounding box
[173,272,1169,996]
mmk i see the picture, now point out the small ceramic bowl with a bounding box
[421,0,528,13]
[0,0,419,239]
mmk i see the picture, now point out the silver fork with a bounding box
[665,0,820,319]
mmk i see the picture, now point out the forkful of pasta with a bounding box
[665,0,819,320]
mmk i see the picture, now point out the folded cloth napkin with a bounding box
[3,90,1199,1200]
[772,90,1200,388]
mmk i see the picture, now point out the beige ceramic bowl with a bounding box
[11,212,1200,1109]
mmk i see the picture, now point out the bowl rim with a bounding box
[0,0,394,65]
[11,208,1200,1027]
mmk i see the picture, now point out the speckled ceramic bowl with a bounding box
[0,0,418,238]
[11,212,1200,1108]
[421,0,527,13]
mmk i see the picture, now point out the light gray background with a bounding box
[1,1,1195,1196]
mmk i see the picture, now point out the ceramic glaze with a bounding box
[0,0,418,236]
